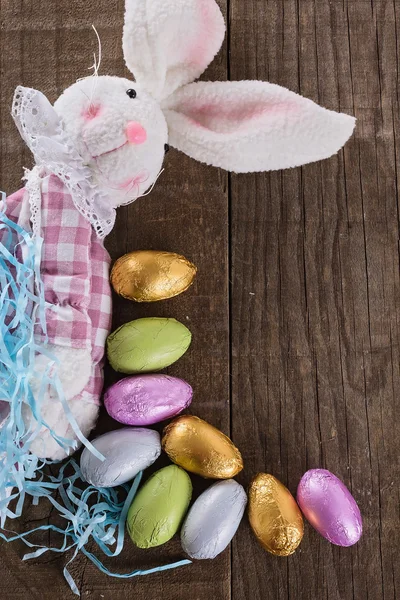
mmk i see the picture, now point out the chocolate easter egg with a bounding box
[104,374,193,426]
[297,469,362,547]
[80,428,161,488]
[248,473,304,556]
[111,250,197,302]
[127,465,192,548]
[107,317,192,374]
[181,479,247,559]
[162,416,243,479]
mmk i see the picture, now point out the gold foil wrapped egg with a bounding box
[248,473,304,556]
[110,250,197,302]
[162,416,243,479]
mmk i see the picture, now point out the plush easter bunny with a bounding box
[1,0,355,467]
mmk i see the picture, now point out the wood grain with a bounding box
[0,0,399,599]
[230,1,399,599]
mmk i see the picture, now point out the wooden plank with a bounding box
[0,1,230,598]
[1,0,399,598]
[229,1,399,600]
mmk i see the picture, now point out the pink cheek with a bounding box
[125,121,147,145]
[82,104,102,121]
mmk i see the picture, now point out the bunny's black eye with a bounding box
[164,144,170,153]
[126,89,137,99]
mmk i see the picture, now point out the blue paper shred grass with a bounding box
[0,461,191,595]
[0,193,191,594]
[0,191,105,525]
[0,194,64,523]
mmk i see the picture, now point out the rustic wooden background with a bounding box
[0,0,399,598]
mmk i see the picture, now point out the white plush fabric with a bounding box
[54,77,168,215]
[29,346,92,401]
[24,345,94,460]
[28,396,99,461]
[162,80,356,172]
[123,0,225,101]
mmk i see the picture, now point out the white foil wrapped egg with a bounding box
[80,428,161,488]
[181,479,247,559]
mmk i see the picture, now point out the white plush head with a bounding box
[13,0,356,235]
[54,76,168,207]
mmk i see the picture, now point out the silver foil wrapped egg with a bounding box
[80,428,161,488]
[181,479,247,559]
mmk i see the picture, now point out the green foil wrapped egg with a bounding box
[127,465,192,548]
[107,317,192,374]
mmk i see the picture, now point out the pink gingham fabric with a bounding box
[5,174,112,405]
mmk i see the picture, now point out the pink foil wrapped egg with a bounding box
[104,374,193,426]
[297,469,362,547]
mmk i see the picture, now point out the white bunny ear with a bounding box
[123,0,225,101]
[162,81,356,172]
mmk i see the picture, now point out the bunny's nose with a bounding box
[125,121,147,145]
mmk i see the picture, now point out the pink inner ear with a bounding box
[186,0,221,67]
[175,98,300,133]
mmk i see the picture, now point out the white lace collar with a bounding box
[12,86,115,239]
